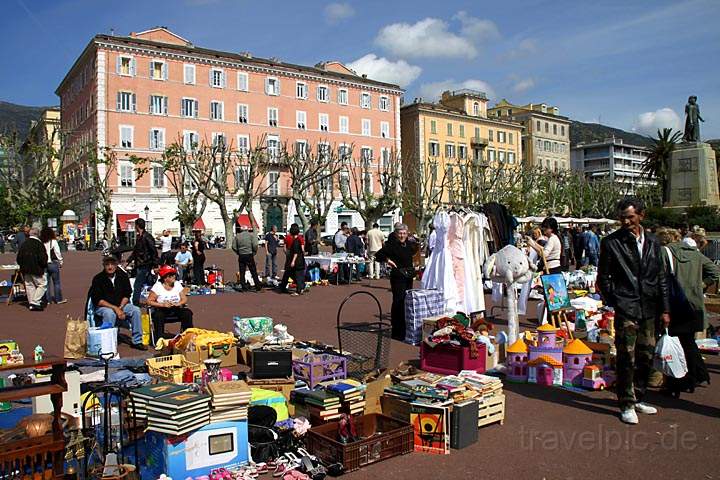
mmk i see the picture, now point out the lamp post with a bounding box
[144,205,151,234]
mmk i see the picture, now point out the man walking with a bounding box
[366,223,384,280]
[304,221,320,256]
[16,227,48,311]
[583,225,600,267]
[598,197,670,425]
[264,225,280,280]
[233,225,262,291]
[127,218,158,305]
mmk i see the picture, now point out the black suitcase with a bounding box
[251,349,293,379]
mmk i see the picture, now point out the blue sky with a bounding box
[2,0,719,138]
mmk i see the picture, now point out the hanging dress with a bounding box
[463,212,485,314]
[448,212,466,313]
[421,211,457,314]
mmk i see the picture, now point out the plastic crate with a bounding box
[146,354,204,383]
[306,413,413,473]
[420,343,487,375]
[292,353,347,388]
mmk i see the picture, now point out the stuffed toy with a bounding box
[484,245,536,344]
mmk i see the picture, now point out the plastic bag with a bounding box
[653,329,688,378]
[64,315,88,359]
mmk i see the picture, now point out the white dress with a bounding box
[463,213,485,314]
[421,211,457,314]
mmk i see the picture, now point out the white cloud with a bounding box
[418,79,495,102]
[324,3,355,24]
[512,77,535,93]
[506,38,538,59]
[453,11,500,41]
[347,54,422,88]
[375,18,477,59]
[633,108,682,136]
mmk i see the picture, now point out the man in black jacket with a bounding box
[16,227,48,311]
[90,256,146,350]
[127,218,158,306]
[598,197,670,425]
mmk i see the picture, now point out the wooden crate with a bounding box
[477,393,505,428]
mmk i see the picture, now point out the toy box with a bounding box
[420,343,487,375]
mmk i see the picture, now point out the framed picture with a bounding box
[540,273,571,312]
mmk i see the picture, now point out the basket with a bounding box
[146,354,204,383]
[292,354,347,388]
[306,413,413,473]
[336,292,391,380]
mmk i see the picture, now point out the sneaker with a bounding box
[130,343,148,351]
[634,402,657,415]
[620,408,639,425]
[28,304,44,312]
[290,292,299,297]
[56,299,68,304]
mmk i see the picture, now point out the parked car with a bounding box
[320,235,335,247]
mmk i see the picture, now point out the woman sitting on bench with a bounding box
[146,265,193,340]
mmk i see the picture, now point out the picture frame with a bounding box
[540,273,571,312]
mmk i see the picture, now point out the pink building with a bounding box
[56,27,403,240]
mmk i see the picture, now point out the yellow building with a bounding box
[401,89,524,210]
[25,107,62,175]
[488,99,570,170]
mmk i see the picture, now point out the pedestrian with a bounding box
[582,225,600,267]
[527,217,563,274]
[264,225,280,279]
[279,223,306,296]
[366,223,385,280]
[0,232,5,253]
[598,197,670,425]
[572,225,584,269]
[304,221,320,256]
[159,230,174,265]
[191,231,206,285]
[40,227,66,305]
[334,222,348,253]
[14,226,28,252]
[233,225,262,291]
[174,243,193,283]
[346,227,365,281]
[127,218,158,305]
[89,256,146,350]
[660,228,719,398]
[375,223,416,341]
[16,227,48,311]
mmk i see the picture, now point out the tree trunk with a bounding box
[217,203,234,248]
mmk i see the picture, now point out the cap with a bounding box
[158,265,177,278]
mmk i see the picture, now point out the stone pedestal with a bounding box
[666,142,720,207]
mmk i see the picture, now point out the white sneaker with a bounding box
[620,408,639,425]
[634,403,657,415]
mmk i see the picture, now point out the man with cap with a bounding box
[90,256,146,350]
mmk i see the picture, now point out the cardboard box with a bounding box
[247,376,296,415]
[180,345,238,368]
[363,373,391,415]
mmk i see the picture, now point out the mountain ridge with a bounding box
[0,100,55,138]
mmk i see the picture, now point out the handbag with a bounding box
[233,316,273,340]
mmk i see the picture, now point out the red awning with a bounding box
[236,214,258,229]
[192,218,206,231]
[117,214,139,232]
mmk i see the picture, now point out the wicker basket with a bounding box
[146,354,203,383]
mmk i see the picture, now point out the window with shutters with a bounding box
[149,128,165,150]
[473,102,480,116]
[545,122,549,133]
[117,56,134,76]
[318,143,330,161]
[268,171,280,196]
[379,96,389,111]
[116,91,135,112]
[265,77,280,96]
[458,145,467,159]
[296,111,307,130]
[459,125,465,138]
[508,152,516,164]
[362,119,371,136]
[119,125,133,149]
[267,136,280,161]
[508,132,514,144]
[149,95,167,115]
[561,125,566,137]
[211,101,224,121]
[183,64,195,84]
[363,171,373,194]
[381,148,390,168]
[361,147,373,162]
[181,98,198,118]
[295,140,308,158]
[553,124,558,135]
[150,60,167,80]
[447,123,453,136]
[337,88,348,105]
[445,144,456,158]
[296,82,307,99]
[498,131,506,143]
[498,151,506,163]
[152,165,165,188]
[268,108,279,127]
[210,68,225,88]
[237,104,249,123]
[339,116,349,133]
[319,114,329,132]
[213,133,227,150]
[361,92,371,109]
[429,142,439,157]
[430,120,437,134]
[488,149,496,162]
[317,85,329,102]
[237,72,249,91]
[380,121,389,138]
[488,129,494,142]
[119,162,134,187]
[339,145,350,162]
[236,135,249,155]
[183,131,199,151]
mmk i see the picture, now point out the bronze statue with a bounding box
[683,95,704,142]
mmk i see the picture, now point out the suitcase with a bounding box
[250,349,293,379]
[404,289,444,345]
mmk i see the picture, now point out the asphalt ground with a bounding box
[0,249,717,480]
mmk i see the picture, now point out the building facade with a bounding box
[400,89,523,220]
[488,99,570,170]
[56,27,403,239]
[570,137,653,194]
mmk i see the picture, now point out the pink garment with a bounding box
[448,212,466,311]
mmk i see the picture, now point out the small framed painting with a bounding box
[540,273,571,312]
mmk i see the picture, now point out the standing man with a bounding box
[334,223,350,284]
[366,223,384,280]
[598,197,670,425]
[233,225,262,291]
[583,225,600,267]
[304,221,320,256]
[16,227,47,311]
[14,226,28,252]
[159,230,173,265]
[264,225,280,280]
[127,218,158,306]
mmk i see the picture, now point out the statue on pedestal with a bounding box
[683,95,704,142]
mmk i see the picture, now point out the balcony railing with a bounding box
[471,136,489,146]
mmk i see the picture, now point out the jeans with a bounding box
[264,252,278,278]
[24,273,48,307]
[368,252,380,279]
[176,264,191,283]
[132,266,151,306]
[238,254,261,288]
[152,307,193,340]
[95,304,143,345]
[45,261,63,303]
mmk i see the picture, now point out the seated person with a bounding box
[174,243,193,283]
[90,256,146,351]
[147,265,194,340]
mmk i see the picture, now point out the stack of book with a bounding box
[326,381,365,415]
[146,390,211,436]
[291,389,341,422]
[207,381,251,423]
[128,383,189,420]
[457,371,503,398]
